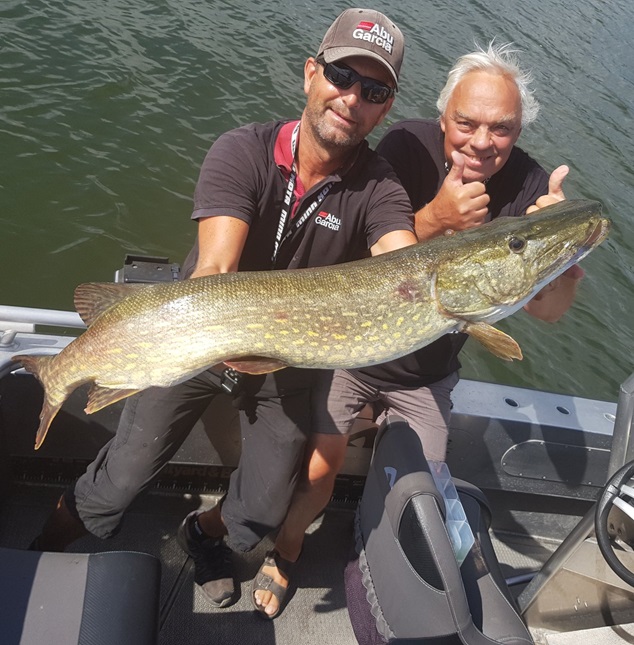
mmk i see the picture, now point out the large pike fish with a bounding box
[14,199,609,448]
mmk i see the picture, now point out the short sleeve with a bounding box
[192,129,263,224]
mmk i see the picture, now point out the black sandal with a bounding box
[251,549,294,619]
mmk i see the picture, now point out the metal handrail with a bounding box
[608,373,634,477]
[0,305,85,330]
[518,371,634,616]
[517,505,596,615]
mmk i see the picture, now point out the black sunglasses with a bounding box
[316,58,395,105]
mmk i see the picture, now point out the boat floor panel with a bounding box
[542,622,634,644]
[491,531,560,579]
[1,483,359,645]
[0,482,566,645]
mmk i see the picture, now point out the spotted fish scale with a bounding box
[13,200,610,448]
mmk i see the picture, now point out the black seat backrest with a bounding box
[345,415,533,645]
[398,497,446,591]
[0,548,161,645]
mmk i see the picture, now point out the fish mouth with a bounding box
[572,216,611,263]
[535,215,611,287]
[586,217,610,246]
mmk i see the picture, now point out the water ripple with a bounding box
[0,0,631,398]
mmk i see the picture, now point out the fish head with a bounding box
[433,199,610,323]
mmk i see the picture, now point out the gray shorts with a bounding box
[311,369,459,461]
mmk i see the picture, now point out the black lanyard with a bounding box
[271,123,335,266]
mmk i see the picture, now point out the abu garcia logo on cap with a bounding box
[353,20,395,54]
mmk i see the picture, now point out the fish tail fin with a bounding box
[12,354,66,450]
[34,397,62,449]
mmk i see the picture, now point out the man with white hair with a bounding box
[255,41,584,618]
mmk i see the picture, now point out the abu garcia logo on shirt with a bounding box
[315,211,341,231]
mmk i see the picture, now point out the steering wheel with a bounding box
[595,460,634,586]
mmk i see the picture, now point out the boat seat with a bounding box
[0,547,161,645]
[346,415,533,644]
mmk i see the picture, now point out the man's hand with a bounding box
[415,151,490,240]
[526,165,569,214]
[524,264,584,322]
[524,164,585,321]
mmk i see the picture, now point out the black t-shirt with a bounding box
[349,119,549,388]
[181,120,414,276]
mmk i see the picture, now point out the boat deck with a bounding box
[0,480,561,645]
[1,326,630,644]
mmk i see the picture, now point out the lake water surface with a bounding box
[1,0,632,401]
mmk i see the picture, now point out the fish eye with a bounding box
[508,236,526,253]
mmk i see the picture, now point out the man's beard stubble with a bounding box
[302,98,365,152]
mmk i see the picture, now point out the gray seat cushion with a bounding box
[0,548,160,645]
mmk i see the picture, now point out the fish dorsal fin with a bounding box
[464,322,523,361]
[224,357,289,375]
[85,384,142,414]
[74,282,146,326]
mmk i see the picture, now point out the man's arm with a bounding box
[414,151,490,240]
[370,229,418,255]
[189,216,249,278]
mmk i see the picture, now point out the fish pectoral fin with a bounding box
[464,322,523,361]
[223,357,289,375]
[74,282,148,326]
[85,384,142,414]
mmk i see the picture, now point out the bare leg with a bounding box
[253,433,349,617]
[29,495,88,552]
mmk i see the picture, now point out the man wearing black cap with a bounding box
[29,7,415,617]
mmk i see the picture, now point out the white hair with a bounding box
[436,41,540,127]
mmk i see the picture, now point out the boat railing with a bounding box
[608,372,634,477]
[518,370,634,621]
[0,305,84,379]
[0,304,85,332]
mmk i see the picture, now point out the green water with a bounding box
[1,0,632,401]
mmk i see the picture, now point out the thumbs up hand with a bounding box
[526,165,569,214]
[416,151,490,239]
